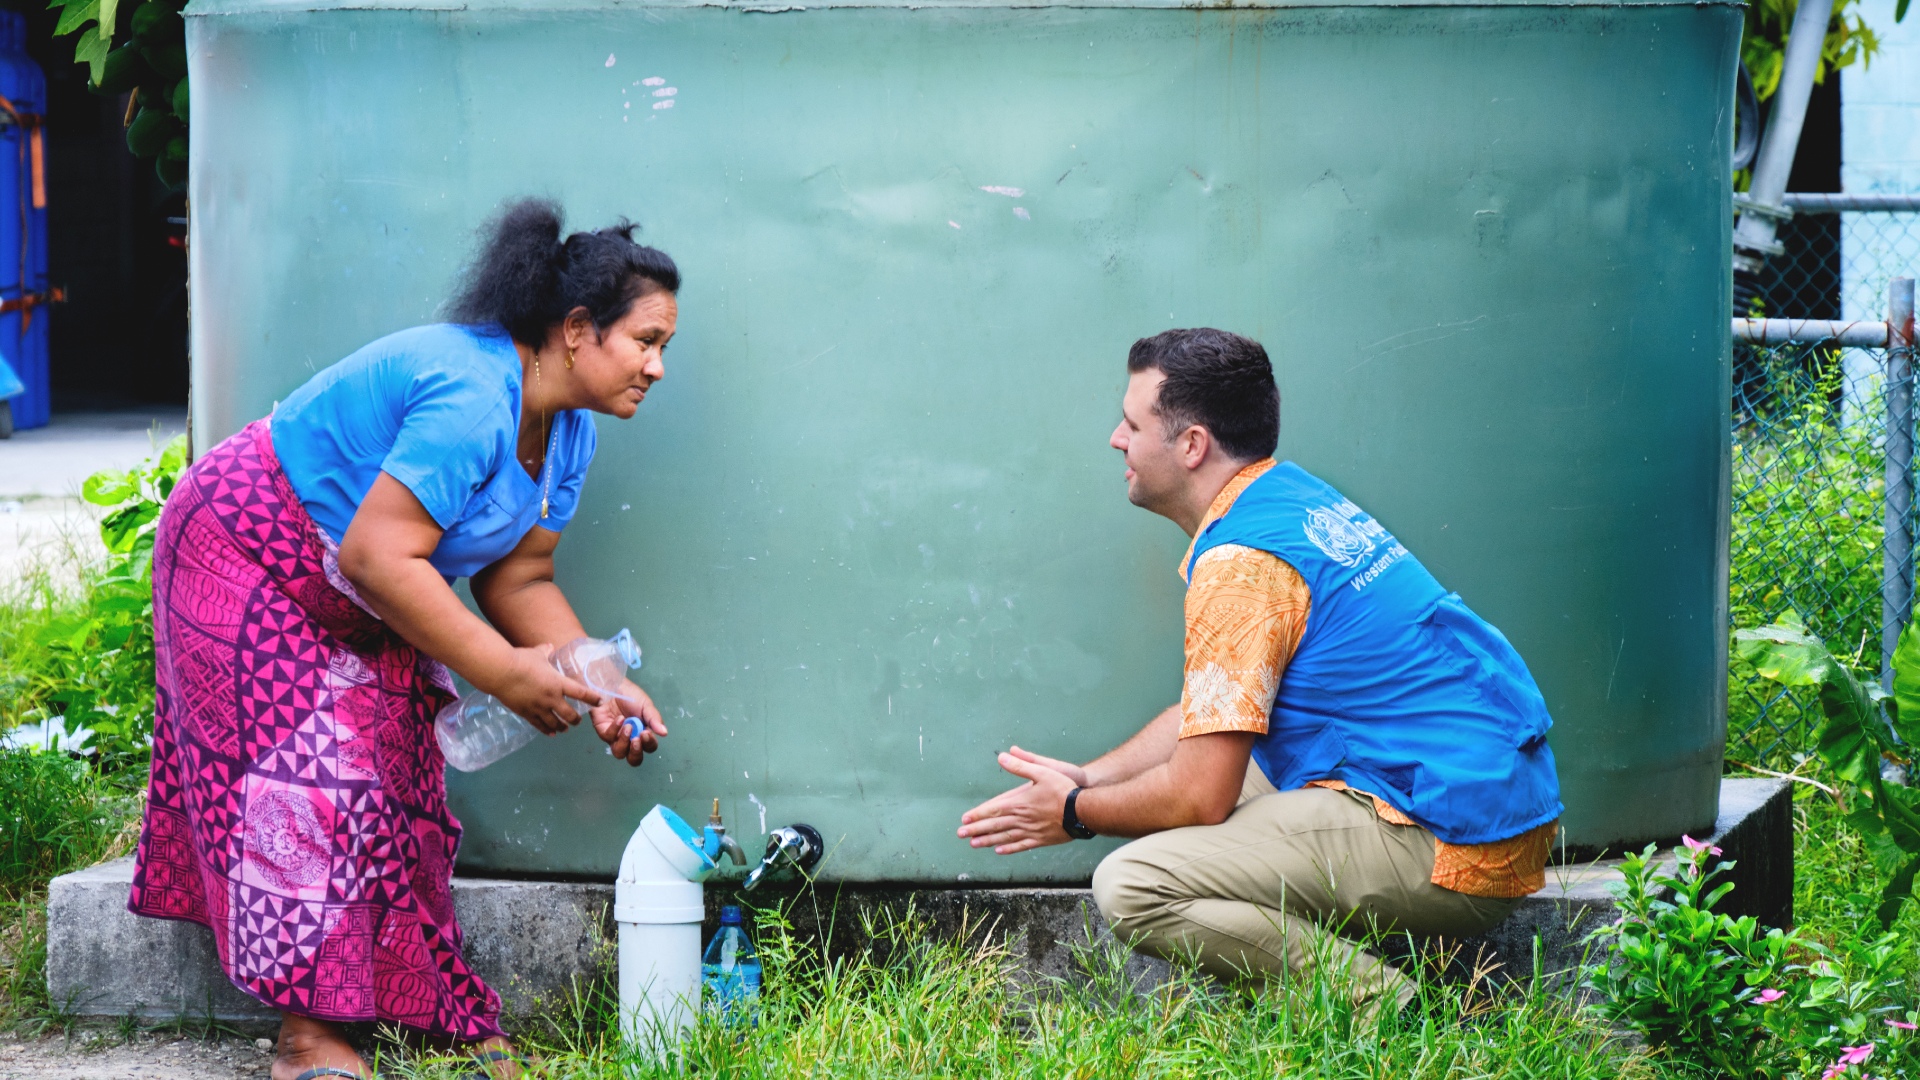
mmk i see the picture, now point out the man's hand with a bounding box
[957,752,1080,854]
[1002,746,1090,788]
[592,679,667,767]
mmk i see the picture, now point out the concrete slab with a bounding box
[0,409,187,498]
[46,778,1793,1023]
[0,409,186,584]
[45,864,617,1023]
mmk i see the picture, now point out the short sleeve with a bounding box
[1179,544,1312,738]
[536,410,598,531]
[379,361,514,529]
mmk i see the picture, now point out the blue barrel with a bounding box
[0,12,49,431]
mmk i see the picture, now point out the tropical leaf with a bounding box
[1880,855,1920,928]
[72,28,109,83]
[52,0,98,37]
[80,468,136,507]
[1735,615,1835,686]
[1891,619,1920,742]
[1743,613,1920,927]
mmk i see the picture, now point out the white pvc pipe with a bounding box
[1732,317,1892,347]
[1731,0,1840,266]
[615,805,714,1054]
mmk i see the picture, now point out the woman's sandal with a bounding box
[462,1047,531,1079]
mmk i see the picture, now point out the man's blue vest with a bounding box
[1188,462,1563,845]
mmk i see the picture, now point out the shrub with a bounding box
[0,435,184,770]
[1587,834,1920,1079]
[0,748,134,901]
[1729,346,1885,762]
[1587,837,1795,1074]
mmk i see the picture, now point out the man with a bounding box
[957,328,1562,1013]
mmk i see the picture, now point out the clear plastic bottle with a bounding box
[701,905,760,1024]
[435,629,642,773]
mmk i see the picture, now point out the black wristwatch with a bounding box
[1062,787,1097,840]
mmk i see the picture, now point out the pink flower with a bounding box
[1752,988,1785,1005]
[1888,1019,1918,1031]
[1820,1044,1876,1080]
[1681,834,1724,856]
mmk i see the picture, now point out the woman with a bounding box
[128,199,677,1080]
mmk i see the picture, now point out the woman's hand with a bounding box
[488,644,601,734]
[591,679,667,766]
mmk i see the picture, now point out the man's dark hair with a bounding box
[1126,328,1279,461]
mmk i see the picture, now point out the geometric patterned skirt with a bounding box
[128,419,502,1039]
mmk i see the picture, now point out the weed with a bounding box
[0,435,186,770]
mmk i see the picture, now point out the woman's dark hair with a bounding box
[447,198,680,346]
[1126,328,1280,462]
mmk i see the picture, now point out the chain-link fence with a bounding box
[1730,338,1904,762]
[1744,195,1920,321]
[1727,197,1918,764]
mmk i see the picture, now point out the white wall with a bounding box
[1841,0,1920,321]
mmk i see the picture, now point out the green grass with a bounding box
[1789,777,1920,985]
[0,539,146,1030]
[355,907,1658,1080]
[1728,348,1887,765]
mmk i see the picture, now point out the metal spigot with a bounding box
[705,799,749,867]
[741,823,824,891]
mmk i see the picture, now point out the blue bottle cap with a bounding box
[720,905,743,925]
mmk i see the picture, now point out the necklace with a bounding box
[541,422,556,520]
[533,348,553,519]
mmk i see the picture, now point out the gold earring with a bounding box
[566,347,575,370]
[533,352,540,381]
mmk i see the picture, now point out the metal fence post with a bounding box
[1884,276,1916,687]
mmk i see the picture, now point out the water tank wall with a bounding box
[186,0,1740,880]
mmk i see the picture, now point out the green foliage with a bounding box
[365,902,1656,1079]
[0,436,186,769]
[1737,614,1920,927]
[1587,839,1796,1074]
[1729,347,1885,762]
[1741,0,1891,106]
[43,0,189,184]
[0,750,132,902]
[1588,831,1920,1079]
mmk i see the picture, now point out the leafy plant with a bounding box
[1587,837,1796,1074]
[1741,0,1895,106]
[0,748,134,901]
[1736,614,1920,928]
[45,0,189,185]
[0,435,185,768]
[1728,347,1885,761]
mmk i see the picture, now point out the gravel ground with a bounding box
[0,1030,274,1079]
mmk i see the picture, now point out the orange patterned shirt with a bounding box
[1177,459,1556,899]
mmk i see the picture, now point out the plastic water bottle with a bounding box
[435,629,642,772]
[701,905,760,1024]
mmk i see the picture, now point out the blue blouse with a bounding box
[271,323,597,580]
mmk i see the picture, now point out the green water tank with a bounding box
[186,0,1740,879]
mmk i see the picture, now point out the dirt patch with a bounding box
[0,1030,273,1079]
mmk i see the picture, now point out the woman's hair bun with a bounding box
[447,197,679,345]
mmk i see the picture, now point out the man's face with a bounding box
[1110,369,1185,516]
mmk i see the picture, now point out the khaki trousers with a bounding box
[1090,765,1517,1013]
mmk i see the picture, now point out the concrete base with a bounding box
[44,867,618,1024]
[46,778,1792,1023]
